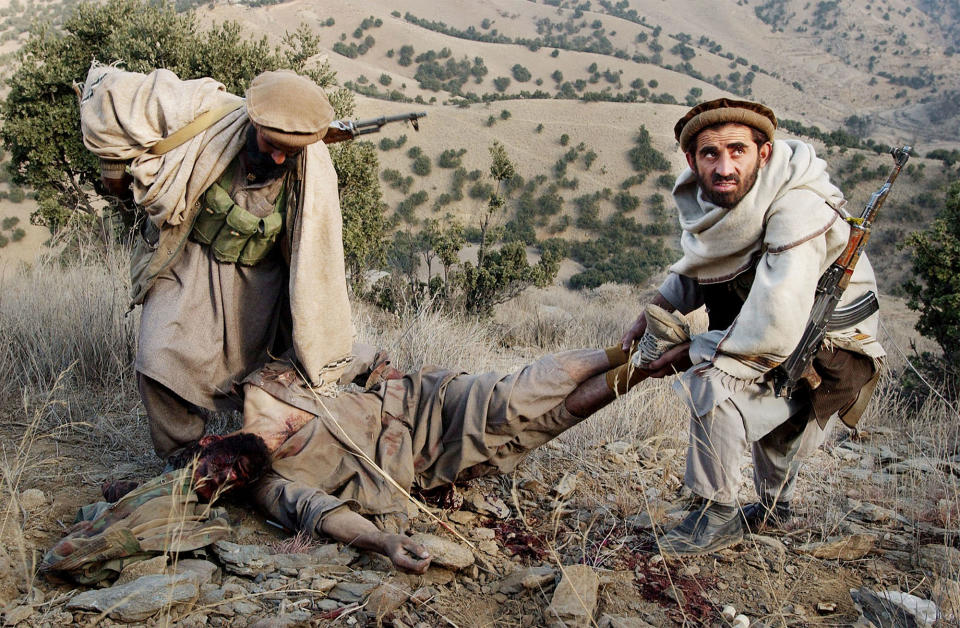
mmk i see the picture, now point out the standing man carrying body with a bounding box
[620,99,884,556]
[78,65,354,463]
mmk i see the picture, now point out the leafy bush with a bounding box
[627,126,670,174]
[412,155,432,176]
[11,227,25,242]
[493,76,511,92]
[379,73,392,86]
[1,216,19,230]
[904,181,960,368]
[613,190,640,212]
[559,133,570,146]
[437,148,467,168]
[379,134,407,151]
[511,64,531,82]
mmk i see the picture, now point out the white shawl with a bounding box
[671,140,882,379]
[79,64,353,386]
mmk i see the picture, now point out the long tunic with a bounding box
[246,355,579,535]
[136,159,288,411]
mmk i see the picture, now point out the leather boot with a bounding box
[658,500,744,557]
[741,499,792,532]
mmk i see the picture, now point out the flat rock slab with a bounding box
[67,573,198,622]
[919,544,960,577]
[544,564,599,627]
[797,534,876,561]
[409,533,474,570]
[328,581,377,604]
[213,541,275,576]
[365,580,412,620]
[497,566,556,594]
[116,555,168,586]
[171,559,219,586]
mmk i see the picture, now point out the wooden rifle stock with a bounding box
[772,146,911,398]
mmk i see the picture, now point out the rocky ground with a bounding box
[1,421,958,627]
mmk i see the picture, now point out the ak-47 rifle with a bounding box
[772,145,911,398]
[323,111,427,144]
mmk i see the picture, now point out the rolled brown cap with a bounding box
[674,98,777,152]
[246,70,335,148]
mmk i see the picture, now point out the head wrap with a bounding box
[246,70,335,148]
[674,98,777,152]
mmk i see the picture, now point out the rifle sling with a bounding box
[149,102,244,156]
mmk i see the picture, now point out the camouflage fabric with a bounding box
[40,470,231,585]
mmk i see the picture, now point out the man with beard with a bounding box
[619,99,884,556]
[79,66,354,464]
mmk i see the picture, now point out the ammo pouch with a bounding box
[190,169,286,266]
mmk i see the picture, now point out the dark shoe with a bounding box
[657,501,744,558]
[741,500,792,532]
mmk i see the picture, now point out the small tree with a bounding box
[904,180,960,370]
[1,0,384,276]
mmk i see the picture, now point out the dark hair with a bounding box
[197,433,270,485]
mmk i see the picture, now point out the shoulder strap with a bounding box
[149,101,244,156]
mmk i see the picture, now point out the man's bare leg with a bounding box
[553,346,649,418]
[551,348,623,382]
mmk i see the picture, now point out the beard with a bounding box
[243,125,297,182]
[693,158,761,209]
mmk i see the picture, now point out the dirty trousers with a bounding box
[679,373,827,505]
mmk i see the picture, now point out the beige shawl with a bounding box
[672,140,883,379]
[79,64,353,386]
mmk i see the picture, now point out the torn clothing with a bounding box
[40,471,230,585]
[246,354,582,534]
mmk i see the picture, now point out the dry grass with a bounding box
[0,248,957,624]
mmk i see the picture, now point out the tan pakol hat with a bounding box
[674,98,777,152]
[246,70,335,148]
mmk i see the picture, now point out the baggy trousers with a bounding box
[679,373,828,505]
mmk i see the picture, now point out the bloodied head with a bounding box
[193,433,270,502]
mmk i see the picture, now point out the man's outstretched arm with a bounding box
[320,509,430,574]
[253,473,430,573]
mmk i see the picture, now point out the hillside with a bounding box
[188,0,958,292]
[0,2,959,627]
[1,0,958,291]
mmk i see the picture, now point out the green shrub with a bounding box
[511,64,531,82]
[613,191,640,212]
[493,76,511,92]
[0,233,7,247]
[500,109,511,120]
[1,215,19,230]
[11,227,24,242]
[379,73,392,86]
[559,133,570,146]
[437,148,467,168]
[412,155,432,176]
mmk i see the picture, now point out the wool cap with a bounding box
[674,98,777,152]
[246,70,335,148]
